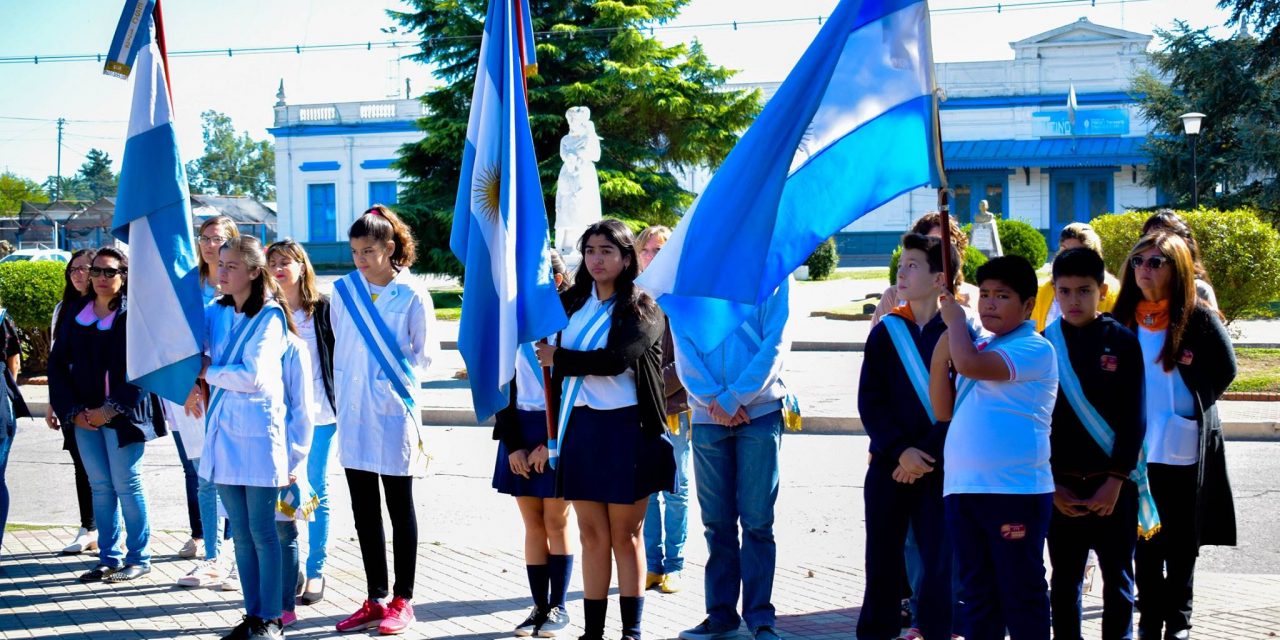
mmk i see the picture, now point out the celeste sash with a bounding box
[206,305,284,425]
[548,301,614,470]
[332,273,417,415]
[882,314,937,425]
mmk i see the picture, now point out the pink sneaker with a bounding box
[282,611,298,628]
[336,599,387,632]
[378,596,415,635]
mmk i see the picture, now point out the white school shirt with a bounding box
[293,309,337,427]
[330,269,437,477]
[198,303,291,488]
[944,322,1058,496]
[557,288,637,409]
[1138,326,1199,465]
[515,343,547,411]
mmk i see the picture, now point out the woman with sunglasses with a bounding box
[49,248,158,582]
[267,239,337,606]
[45,249,99,555]
[1111,232,1237,640]
[0,289,25,558]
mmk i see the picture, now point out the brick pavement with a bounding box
[3,527,1280,639]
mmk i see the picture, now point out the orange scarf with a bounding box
[1136,299,1170,331]
[888,302,915,323]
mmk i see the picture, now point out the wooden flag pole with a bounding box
[938,187,955,294]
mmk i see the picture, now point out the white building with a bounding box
[269,92,424,263]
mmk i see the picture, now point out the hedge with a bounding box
[888,244,989,287]
[1091,208,1280,324]
[997,217,1049,269]
[0,260,65,374]
[805,237,840,280]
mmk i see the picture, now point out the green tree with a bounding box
[77,148,118,200]
[1132,23,1280,219]
[186,110,276,200]
[0,171,48,217]
[1220,0,1280,68]
[42,175,92,202]
[391,0,761,275]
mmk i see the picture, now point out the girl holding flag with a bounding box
[330,205,436,636]
[493,252,573,638]
[197,235,295,640]
[534,219,675,640]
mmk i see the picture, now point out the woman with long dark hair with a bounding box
[1112,232,1237,640]
[46,249,98,555]
[49,247,157,582]
[534,219,676,640]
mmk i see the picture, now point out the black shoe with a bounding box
[1165,630,1190,640]
[300,575,326,605]
[1138,619,1162,640]
[78,564,119,582]
[515,605,547,637]
[536,606,569,637]
[221,616,261,640]
[104,564,151,582]
[248,618,284,640]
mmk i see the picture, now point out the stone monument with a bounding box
[970,199,1003,258]
[554,106,602,259]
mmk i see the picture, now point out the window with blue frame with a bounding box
[948,171,1011,225]
[308,183,336,242]
[368,181,399,208]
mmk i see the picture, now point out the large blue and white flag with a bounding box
[637,0,945,351]
[452,0,567,422]
[107,1,205,404]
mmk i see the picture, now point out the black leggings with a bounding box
[345,468,417,600]
[66,436,95,531]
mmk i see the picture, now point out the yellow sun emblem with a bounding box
[473,164,502,225]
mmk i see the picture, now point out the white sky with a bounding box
[0,0,1236,187]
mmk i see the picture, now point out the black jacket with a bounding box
[493,377,546,452]
[1047,315,1146,480]
[859,311,949,467]
[312,297,337,413]
[48,305,155,446]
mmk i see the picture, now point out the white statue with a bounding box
[555,106,602,257]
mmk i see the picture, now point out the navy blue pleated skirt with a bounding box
[558,405,677,505]
[493,409,560,498]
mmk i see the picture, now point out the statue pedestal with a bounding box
[971,217,1003,259]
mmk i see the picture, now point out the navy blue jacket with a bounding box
[859,311,948,468]
[48,304,154,446]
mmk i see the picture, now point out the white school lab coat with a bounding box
[330,269,437,477]
[198,303,290,488]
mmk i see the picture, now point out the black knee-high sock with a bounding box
[547,554,574,609]
[583,598,608,639]
[526,565,550,611]
[620,596,644,640]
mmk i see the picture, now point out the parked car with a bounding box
[0,248,71,264]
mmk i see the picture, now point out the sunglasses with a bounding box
[1130,255,1171,271]
[89,267,126,278]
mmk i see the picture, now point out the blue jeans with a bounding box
[191,458,226,561]
[0,419,14,555]
[218,484,282,621]
[277,520,299,613]
[172,431,203,540]
[692,410,782,632]
[645,413,691,574]
[75,426,150,568]
[305,423,336,578]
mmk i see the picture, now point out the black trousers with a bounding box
[858,464,952,640]
[65,432,95,531]
[345,468,418,600]
[1048,477,1138,640]
[1135,463,1199,637]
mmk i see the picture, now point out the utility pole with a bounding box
[55,117,66,201]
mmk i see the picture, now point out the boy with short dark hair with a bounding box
[1042,248,1149,640]
[930,255,1057,640]
[857,233,960,640]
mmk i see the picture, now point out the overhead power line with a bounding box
[0,0,1151,66]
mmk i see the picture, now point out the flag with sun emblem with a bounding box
[451,0,566,423]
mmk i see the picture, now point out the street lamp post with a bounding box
[1180,112,1205,210]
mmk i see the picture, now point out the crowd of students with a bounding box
[0,205,1239,640]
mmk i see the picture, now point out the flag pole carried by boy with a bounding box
[104,0,206,404]
[451,0,567,424]
[636,0,948,350]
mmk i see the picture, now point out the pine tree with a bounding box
[78,149,119,200]
[391,0,761,275]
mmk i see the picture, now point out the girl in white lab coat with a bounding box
[196,235,297,640]
[330,205,436,636]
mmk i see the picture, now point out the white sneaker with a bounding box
[61,528,97,555]
[176,559,227,588]
[178,537,202,559]
[220,563,241,591]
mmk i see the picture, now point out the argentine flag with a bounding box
[452,0,567,422]
[637,0,945,351]
[107,0,205,404]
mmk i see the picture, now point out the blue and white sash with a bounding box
[547,302,614,469]
[882,315,936,425]
[952,321,1036,412]
[332,273,417,415]
[1046,320,1161,538]
[206,304,285,425]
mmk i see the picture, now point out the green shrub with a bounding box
[997,218,1049,269]
[0,261,65,374]
[1092,208,1280,324]
[804,237,840,281]
[888,244,988,287]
